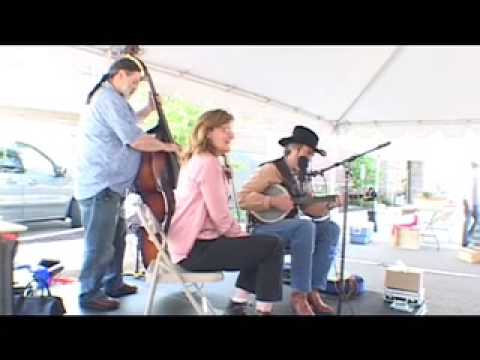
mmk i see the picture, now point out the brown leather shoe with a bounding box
[307,290,335,315]
[290,291,315,316]
[255,310,273,316]
[106,283,138,298]
[80,297,120,311]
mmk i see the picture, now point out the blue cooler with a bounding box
[350,225,373,244]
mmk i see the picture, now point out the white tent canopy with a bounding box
[79,45,480,124]
[1,45,479,162]
[74,45,480,161]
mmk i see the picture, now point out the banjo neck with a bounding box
[250,184,363,224]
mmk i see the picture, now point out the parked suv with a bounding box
[0,141,81,227]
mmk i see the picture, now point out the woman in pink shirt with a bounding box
[167,109,284,315]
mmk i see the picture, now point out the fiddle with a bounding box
[222,154,233,181]
[221,155,242,221]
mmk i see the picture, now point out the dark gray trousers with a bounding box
[179,234,284,302]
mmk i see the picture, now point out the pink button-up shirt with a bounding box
[167,153,248,264]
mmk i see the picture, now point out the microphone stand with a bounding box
[309,142,391,315]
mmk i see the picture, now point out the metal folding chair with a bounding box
[132,196,223,315]
[419,208,455,251]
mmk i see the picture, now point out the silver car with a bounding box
[0,141,81,227]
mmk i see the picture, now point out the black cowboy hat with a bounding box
[278,125,327,156]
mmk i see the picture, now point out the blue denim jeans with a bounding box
[252,218,340,293]
[466,205,480,246]
[78,188,127,304]
[312,219,340,290]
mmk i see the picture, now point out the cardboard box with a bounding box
[457,247,480,264]
[385,266,424,292]
[392,228,420,250]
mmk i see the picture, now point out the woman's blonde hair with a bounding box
[182,109,234,163]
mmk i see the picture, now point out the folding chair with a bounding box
[419,208,455,251]
[133,196,224,315]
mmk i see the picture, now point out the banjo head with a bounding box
[263,183,289,197]
[251,184,290,223]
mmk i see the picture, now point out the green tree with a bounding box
[141,97,204,148]
[350,156,387,207]
[130,83,204,149]
[351,156,377,191]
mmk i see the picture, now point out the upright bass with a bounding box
[123,46,180,268]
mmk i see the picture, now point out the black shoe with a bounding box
[80,297,120,311]
[105,284,138,298]
[224,300,248,315]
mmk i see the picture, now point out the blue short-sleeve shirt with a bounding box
[74,82,145,200]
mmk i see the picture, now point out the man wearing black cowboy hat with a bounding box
[239,125,342,316]
[278,125,328,156]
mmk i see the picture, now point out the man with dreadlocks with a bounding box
[74,57,180,311]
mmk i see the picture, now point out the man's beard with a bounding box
[122,85,135,99]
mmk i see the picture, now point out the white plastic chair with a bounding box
[132,195,223,315]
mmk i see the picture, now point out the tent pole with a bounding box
[334,46,404,131]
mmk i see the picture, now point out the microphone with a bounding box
[298,156,310,195]
[298,156,309,183]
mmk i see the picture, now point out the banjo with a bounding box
[250,184,363,223]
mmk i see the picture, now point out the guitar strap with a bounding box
[271,158,302,198]
[251,158,300,220]
[270,158,305,218]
